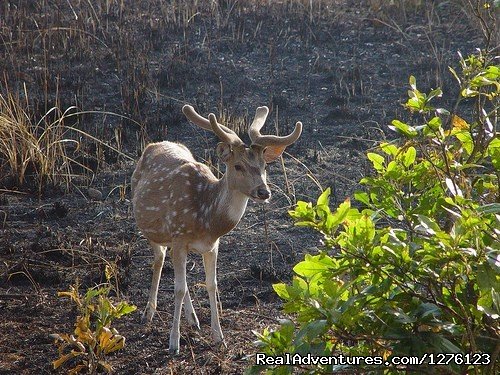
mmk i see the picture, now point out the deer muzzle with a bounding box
[253,185,271,202]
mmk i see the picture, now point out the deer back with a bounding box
[132,141,241,248]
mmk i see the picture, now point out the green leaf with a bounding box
[461,87,479,97]
[367,152,385,171]
[492,289,500,316]
[294,320,328,346]
[289,201,315,222]
[316,187,331,206]
[386,160,398,175]
[273,283,290,300]
[409,75,416,90]
[354,191,370,205]
[487,137,500,169]
[415,302,441,319]
[427,88,442,101]
[85,287,103,301]
[114,302,137,318]
[477,263,500,293]
[430,335,461,353]
[427,116,442,131]
[477,203,500,214]
[402,146,416,167]
[389,119,418,137]
[414,214,441,235]
[449,66,461,84]
[455,130,474,155]
[350,215,375,244]
[327,198,351,230]
[391,308,416,324]
[485,65,500,78]
[380,142,398,156]
[277,319,296,342]
[293,254,335,279]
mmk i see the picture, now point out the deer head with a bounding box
[182,105,302,202]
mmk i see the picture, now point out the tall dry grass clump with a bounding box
[0,87,87,194]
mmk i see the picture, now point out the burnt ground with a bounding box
[0,1,487,374]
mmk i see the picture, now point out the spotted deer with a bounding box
[131,104,302,354]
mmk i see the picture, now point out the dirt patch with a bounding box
[0,1,484,373]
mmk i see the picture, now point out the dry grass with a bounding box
[0,86,85,193]
[0,86,136,194]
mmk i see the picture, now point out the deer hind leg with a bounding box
[202,243,225,345]
[184,288,200,329]
[142,242,166,323]
[169,243,188,355]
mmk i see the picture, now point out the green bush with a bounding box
[249,49,499,374]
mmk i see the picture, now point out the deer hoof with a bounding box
[187,313,200,330]
[141,308,154,324]
[215,339,227,350]
[169,345,180,356]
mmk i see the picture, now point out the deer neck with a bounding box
[208,173,248,238]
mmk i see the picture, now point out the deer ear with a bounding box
[216,142,233,162]
[263,145,287,163]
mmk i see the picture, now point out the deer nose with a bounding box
[257,187,271,200]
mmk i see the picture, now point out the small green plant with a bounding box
[51,278,136,374]
[249,48,499,374]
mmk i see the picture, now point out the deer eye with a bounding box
[234,164,244,172]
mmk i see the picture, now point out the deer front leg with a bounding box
[142,242,166,323]
[169,245,188,355]
[202,244,225,346]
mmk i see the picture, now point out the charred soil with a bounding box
[0,1,484,373]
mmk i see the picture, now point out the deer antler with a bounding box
[248,106,302,148]
[182,105,244,146]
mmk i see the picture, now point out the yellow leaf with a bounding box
[57,285,81,305]
[99,327,114,349]
[104,335,125,354]
[68,335,86,352]
[99,360,114,373]
[75,317,95,345]
[57,291,74,298]
[75,316,89,334]
[99,326,125,354]
[105,264,114,281]
[451,115,469,131]
[52,350,83,369]
[68,364,88,375]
